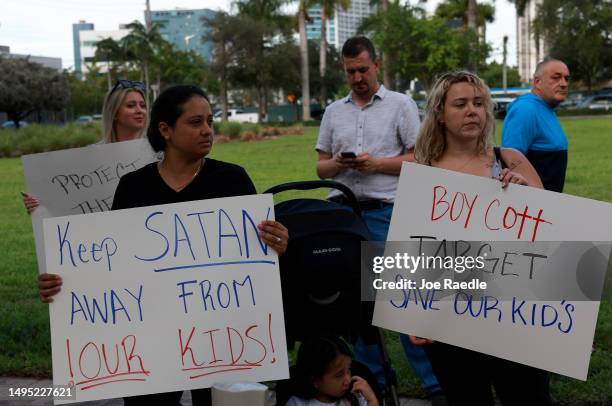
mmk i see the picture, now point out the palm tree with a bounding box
[508,0,528,17]
[120,21,164,102]
[379,0,392,89]
[235,0,293,121]
[435,0,495,41]
[94,37,124,92]
[202,12,237,121]
[298,0,312,120]
[468,0,477,30]
[318,0,350,104]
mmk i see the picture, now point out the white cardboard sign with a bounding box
[43,194,288,403]
[21,139,158,274]
[373,163,612,380]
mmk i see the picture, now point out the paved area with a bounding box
[0,377,433,405]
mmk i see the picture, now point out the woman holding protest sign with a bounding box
[37,85,288,405]
[38,84,288,297]
[21,79,149,214]
[411,71,549,406]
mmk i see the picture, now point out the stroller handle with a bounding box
[264,180,361,215]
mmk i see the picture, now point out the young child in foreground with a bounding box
[286,336,379,406]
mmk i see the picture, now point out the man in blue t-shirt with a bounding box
[502,59,570,192]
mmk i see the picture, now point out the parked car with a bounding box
[577,94,612,111]
[92,114,103,121]
[492,97,516,119]
[213,109,259,123]
[75,115,94,124]
[1,120,28,129]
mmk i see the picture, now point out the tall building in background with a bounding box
[72,21,94,78]
[516,0,548,84]
[306,0,375,49]
[75,24,130,77]
[150,8,216,61]
[306,5,337,47]
[335,0,374,48]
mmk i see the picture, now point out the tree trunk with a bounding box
[380,0,392,90]
[106,70,112,92]
[320,4,327,105]
[143,61,150,104]
[220,79,228,121]
[467,0,477,30]
[218,42,229,121]
[257,86,266,122]
[220,63,229,121]
[298,3,312,121]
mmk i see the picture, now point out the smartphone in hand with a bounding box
[340,151,357,158]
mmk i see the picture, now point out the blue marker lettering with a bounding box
[110,289,131,324]
[232,275,256,308]
[218,209,242,257]
[124,285,144,321]
[83,292,109,324]
[173,213,196,260]
[242,209,268,258]
[187,211,214,258]
[135,211,170,261]
[57,222,76,267]
[70,291,87,325]
[177,280,198,313]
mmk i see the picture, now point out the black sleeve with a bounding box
[237,167,257,195]
[111,176,131,210]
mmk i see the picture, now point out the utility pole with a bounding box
[502,35,508,94]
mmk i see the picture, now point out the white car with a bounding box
[213,109,259,123]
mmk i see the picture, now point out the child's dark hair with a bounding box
[293,335,358,405]
[147,85,210,152]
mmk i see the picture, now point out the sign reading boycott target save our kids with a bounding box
[21,139,158,275]
[43,194,288,403]
[373,163,612,381]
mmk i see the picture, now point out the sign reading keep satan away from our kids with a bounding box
[21,139,158,274]
[373,163,612,380]
[43,194,288,403]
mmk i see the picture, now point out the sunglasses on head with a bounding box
[110,79,146,94]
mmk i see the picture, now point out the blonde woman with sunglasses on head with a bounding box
[21,80,148,212]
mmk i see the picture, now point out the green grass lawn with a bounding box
[1,117,610,404]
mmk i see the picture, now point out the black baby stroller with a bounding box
[264,180,400,406]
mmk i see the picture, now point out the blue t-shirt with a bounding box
[501,93,568,153]
[501,93,568,192]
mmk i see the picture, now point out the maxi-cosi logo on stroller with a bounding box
[312,247,342,255]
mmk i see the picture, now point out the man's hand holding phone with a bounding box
[336,151,380,173]
[335,151,358,170]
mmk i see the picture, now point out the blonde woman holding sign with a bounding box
[22,79,148,213]
[412,71,550,406]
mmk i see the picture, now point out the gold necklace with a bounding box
[159,159,203,191]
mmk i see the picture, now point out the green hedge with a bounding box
[0,121,308,157]
[557,108,611,117]
[0,123,100,157]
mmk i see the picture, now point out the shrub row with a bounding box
[0,123,100,157]
[0,121,307,157]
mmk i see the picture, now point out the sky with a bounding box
[0,0,518,71]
